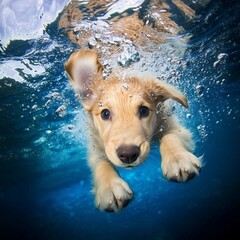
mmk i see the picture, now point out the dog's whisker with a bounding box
[147,129,163,142]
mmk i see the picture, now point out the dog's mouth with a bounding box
[108,154,148,169]
[124,161,143,169]
[125,165,134,169]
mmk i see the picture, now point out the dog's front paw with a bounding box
[95,177,133,212]
[161,151,201,182]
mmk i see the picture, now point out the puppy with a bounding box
[65,49,201,212]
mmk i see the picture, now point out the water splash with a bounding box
[0,0,69,48]
[99,0,145,19]
[0,58,45,83]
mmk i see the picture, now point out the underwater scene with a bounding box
[0,0,240,239]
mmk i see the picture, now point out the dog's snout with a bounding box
[117,145,140,164]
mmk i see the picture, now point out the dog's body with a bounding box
[65,49,201,212]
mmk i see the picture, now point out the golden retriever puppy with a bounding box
[65,49,201,212]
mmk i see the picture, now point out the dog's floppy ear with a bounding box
[64,49,103,109]
[152,80,189,108]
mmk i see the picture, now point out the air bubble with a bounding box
[195,85,204,96]
[213,53,228,67]
[50,92,62,100]
[122,83,129,90]
[117,44,140,67]
[56,105,66,117]
[44,99,52,108]
[197,124,208,139]
[68,125,74,130]
[32,104,38,110]
[98,100,103,107]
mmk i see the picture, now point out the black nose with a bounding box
[117,145,140,164]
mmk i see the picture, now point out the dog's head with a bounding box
[65,49,188,168]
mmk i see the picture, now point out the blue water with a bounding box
[0,0,240,239]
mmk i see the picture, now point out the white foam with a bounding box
[0,59,45,83]
[0,0,69,48]
[99,0,145,19]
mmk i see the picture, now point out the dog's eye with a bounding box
[139,106,149,118]
[101,109,111,120]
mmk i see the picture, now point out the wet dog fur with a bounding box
[65,49,201,212]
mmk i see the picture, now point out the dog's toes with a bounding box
[162,151,202,182]
[95,178,133,212]
[112,181,133,209]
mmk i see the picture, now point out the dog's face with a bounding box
[89,77,159,167]
[65,49,188,168]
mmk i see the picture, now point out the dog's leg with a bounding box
[160,116,201,182]
[89,148,133,212]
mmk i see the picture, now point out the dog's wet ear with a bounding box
[64,49,103,109]
[153,80,189,108]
